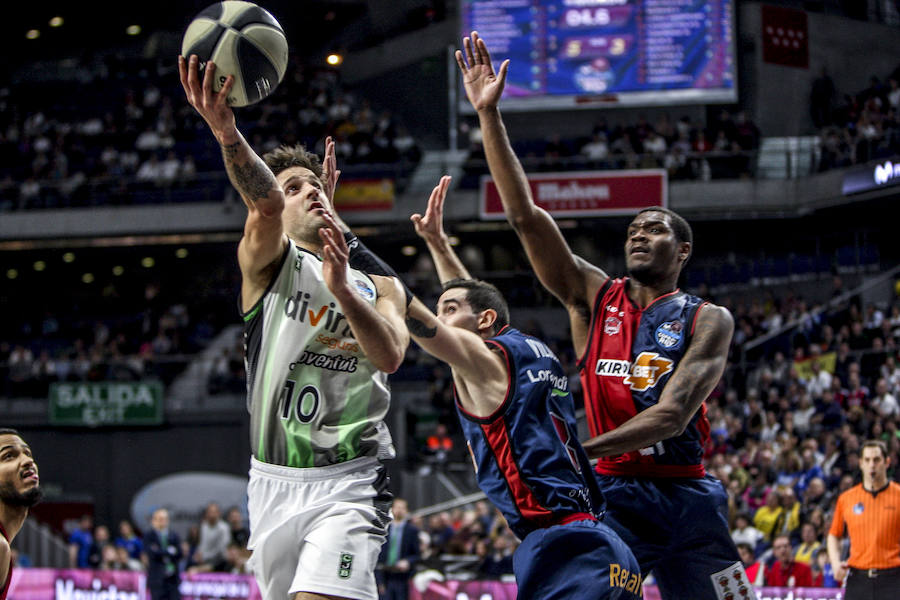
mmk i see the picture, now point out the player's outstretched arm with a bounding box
[406,298,507,397]
[179,55,286,286]
[319,212,409,373]
[411,175,472,283]
[457,32,607,309]
[582,304,734,458]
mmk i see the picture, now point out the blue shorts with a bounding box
[513,518,641,600]
[595,473,750,600]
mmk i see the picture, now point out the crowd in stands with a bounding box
[460,107,762,188]
[64,503,252,577]
[0,272,236,399]
[812,63,900,173]
[0,53,420,212]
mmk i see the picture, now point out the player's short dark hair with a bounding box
[262,144,323,178]
[0,428,21,438]
[862,439,888,458]
[442,278,510,335]
[636,206,693,262]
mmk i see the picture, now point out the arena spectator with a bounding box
[765,534,813,586]
[192,502,230,572]
[68,515,94,569]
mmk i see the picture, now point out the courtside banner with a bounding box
[480,170,667,220]
[412,582,844,600]
[7,568,262,600]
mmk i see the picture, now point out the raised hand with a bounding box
[178,54,236,143]
[321,136,341,206]
[455,31,510,112]
[318,211,351,298]
[410,176,452,246]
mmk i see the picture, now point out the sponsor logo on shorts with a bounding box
[339,552,353,579]
[709,561,750,600]
[655,320,683,349]
[608,563,641,594]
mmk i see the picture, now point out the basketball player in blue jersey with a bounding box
[456,33,749,599]
[362,175,639,598]
[179,56,409,600]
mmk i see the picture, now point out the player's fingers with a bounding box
[178,56,189,90]
[471,32,482,64]
[186,55,201,93]
[478,38,494,74]
[497,59,510,84]
[454,50,468,74]
[216,75,233,107]
[410,214,422,225]
[464,37,475,69]
[202,61,216,100]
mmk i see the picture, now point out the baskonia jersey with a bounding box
[242,239,393,468]
[456,326,601,540]
[0,520,10,600]
[579,278,710,477]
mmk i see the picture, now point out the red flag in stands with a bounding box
[761,5,809,68]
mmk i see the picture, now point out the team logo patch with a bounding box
[709,561,749,600]
[354,279,375,301]
[604,316,621,335]
[621,352,674,392]
[338,552,353,579]
[655,320,684,349]
[853,502,865,514]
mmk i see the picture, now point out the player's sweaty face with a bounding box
[0,434,39,495]
[436,288,479,333]
[625,211,680,281]
[278,166,331,238]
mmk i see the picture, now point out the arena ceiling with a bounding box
[3,0,446,72]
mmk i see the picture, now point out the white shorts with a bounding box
[246,456,392,600]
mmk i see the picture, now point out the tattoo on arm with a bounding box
[221,142,277,201]
[406,317,437,338]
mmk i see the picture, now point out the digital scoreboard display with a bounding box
[459,0,737,111]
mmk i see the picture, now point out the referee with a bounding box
[827,440,900,599]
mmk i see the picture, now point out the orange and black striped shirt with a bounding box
[829,481,900,569]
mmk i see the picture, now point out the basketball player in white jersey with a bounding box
[179,55,408,600]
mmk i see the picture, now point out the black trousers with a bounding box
[846,567,900,600]
[149,577,182,600]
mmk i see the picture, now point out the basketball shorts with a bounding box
[513,518,642,599]
[246,456,392,600]
[595,473,749,600]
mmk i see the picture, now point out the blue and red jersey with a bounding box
[578,277,711,478]
[0,520,11,600]
[456,326,601,540]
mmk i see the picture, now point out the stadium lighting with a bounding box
[26,29,40,40]
[6,269,17,279]
[141,257,155,268]
[175,248,189,258]
[62,252,75,263]
[33,261,46,272]
[112,266,124,276]
[326,53,343,66]
[49,16,64,28]
[82,273,94,283]
[401,245,417,256]
[126,25,142,36]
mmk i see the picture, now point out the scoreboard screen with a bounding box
[459,0,737,111]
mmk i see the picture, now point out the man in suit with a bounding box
[144,508,182,600]
[378,498,420,600]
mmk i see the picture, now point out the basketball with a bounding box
[181,1,289,107]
